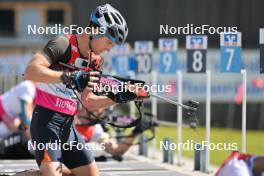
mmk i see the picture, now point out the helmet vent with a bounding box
[103,13,112,24]
[111,12,121,25]
[118,28,123,36]
[118,37,123,43]
[115,12,123,23]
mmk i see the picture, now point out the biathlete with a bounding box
[24,3,129,176]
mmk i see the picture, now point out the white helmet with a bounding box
[90,4,128,45]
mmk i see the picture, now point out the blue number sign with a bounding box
[159,38,177,74]
[220,32,242,73]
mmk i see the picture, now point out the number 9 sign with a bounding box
[186,35,207,73]
[159,38,177,74]
[220,32,242,73]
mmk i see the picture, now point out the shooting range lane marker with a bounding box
[241,69,247,153]
[260,29,264,44]
[177,71,183,166]
[205,70,211,173]
[151,70,158,159]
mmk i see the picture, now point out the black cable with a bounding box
[70,85,142,128]
[113,112,158,146]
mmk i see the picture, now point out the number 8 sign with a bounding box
[159,38,177,74]
[220,32,242,73]
[186,35,207,73]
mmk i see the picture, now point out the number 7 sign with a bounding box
[220,32,242,73]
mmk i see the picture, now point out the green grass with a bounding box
[154,125,264,166]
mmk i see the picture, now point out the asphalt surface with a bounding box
[0,156,187,176]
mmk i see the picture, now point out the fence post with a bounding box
[138,102,148,156]
[162,138,174,164]
[194,143,201,171]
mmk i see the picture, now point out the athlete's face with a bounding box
[91,36,115,54]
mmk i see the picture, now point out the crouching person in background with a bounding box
[0,80,36,159]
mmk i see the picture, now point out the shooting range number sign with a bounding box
[134,41,153,73]
[111,43,132,75]
[112,56,129,75]
[260,29,264,73]
[159,38,177,74]
[186,35,207,73]
[220,33,242,73]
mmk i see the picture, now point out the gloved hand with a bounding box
[106,86,149,103]
[132,117,158,136]
[61,71,100,92]
[132,123,145,136]
[92,74,149,103]
[107,91,137,103]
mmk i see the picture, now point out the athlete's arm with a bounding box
[25,36,99,86]
[104,137,136,156]
[81,89,116,111]
[20,100,33,127]
[91,126,136,156]
[24,36,70,83]
[24,53,63,83]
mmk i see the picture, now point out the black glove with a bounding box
[132,123,145,136]
[107,91,137,103]
[132,117,158,136]
[61,71,91,92]
[94,74,147,103]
